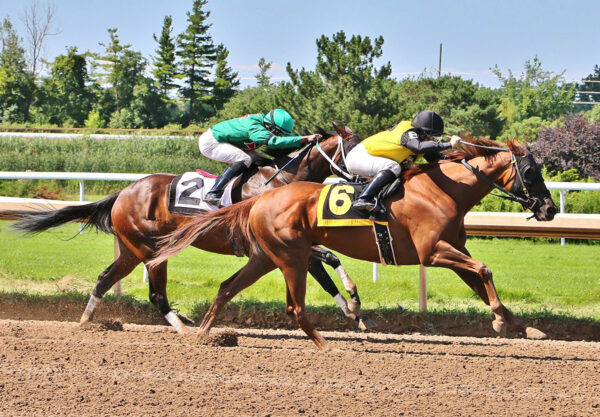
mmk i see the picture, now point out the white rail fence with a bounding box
[1,171,599,311]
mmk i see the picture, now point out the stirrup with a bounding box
[204,191,223,205]
[352,198,376,212]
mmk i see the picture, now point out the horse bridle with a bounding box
[459,142,543,212]
[314,134,359,181]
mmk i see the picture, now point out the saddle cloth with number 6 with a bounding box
[317,183,388,227]
[168,171,237,215]
[317,183,397,265]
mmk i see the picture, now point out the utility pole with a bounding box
[438,43,442,78]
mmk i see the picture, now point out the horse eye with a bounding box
[523,168,536,183]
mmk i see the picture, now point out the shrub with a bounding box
[531,115,600,180]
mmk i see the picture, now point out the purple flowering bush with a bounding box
[531,115,600,180]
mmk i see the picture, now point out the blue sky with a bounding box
[1,0,599,87]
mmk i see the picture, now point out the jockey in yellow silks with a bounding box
[345,110,461,211]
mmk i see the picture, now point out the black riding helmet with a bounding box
[412,110,444,136]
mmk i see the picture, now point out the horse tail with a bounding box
[149,196,258,267]
[8,192,120,236]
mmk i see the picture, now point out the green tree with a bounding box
[492,57,574,128]
[176,0,216,123]
[36,47,94,126]
[395,75,503,138]
[255,57,272,88]
[0,17,35,123]
[92,28,147,124]
[211,43,239,113]
[279,31,397,136]
[152,15,178,100]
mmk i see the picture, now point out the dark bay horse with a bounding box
[8,125,373,333]
[151,138,558,349]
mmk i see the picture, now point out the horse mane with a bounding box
[402,136,525,181]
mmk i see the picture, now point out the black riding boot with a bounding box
[352,169,397,212]
[204,162,246,205]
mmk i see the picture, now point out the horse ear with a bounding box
[506,138,514,151]
[512,138,523,148]
[332,122,344,137]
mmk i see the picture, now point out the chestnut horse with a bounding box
[151,138,558,349]
[9,125,373,333]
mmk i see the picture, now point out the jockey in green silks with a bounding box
[199,109,321,206]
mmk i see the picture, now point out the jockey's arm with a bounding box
[248,123,303,149]
[401,130,453,154]
[423,151,448,162]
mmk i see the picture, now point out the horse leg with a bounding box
[311,247,361,313]
[197,254,276,338]
[80,240,140,325]
[307,257,355,320]
[144,260,189,334]
[307,256,376,331]
[451,248,546,340]
[425,240,512,338]
[281,263,328,351]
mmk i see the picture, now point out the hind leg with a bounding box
[80,239,140,324]
[282,262,328,351]
[197,254,276,337]
[144,260,189,334]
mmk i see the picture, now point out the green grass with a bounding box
[1,222,599,320]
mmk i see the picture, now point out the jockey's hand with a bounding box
[449,135,461,148]
[301,134,322,144]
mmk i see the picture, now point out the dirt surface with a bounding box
[2,295,600,341]
[1,319,599,416]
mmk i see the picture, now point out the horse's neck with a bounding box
[436,154,512,212]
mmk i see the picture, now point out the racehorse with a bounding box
[151,138,558,350]
[8,125,374,333]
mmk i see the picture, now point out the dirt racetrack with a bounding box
[1,319,599,416]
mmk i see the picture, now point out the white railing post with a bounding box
[372,262,378,283]
[79,180,85,234]
[419,265,427,312]
[560,190,566,246]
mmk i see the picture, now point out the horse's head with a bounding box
[506,138,558,221]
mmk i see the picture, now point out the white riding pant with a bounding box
[198,129,259,168]
[345,143,402,177]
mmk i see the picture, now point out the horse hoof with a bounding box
[492,319,508,337]
[526,327,547,340]
[347,299,361,314]
[177,313,195,325]
[79,314,91,325]
[358,315,377,331]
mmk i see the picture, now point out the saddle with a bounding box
[316,178,404,266]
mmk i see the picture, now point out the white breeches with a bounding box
[345,143,402,177]
[198,129,258,167]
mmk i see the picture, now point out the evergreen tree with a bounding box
[211,43,239,112]
[176,0,216,123]
[93,28,146,122]
[0,17,35,122]
[255,57,272,88]
[152,15,178,100]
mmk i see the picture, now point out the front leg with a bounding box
[425,240,511,337]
